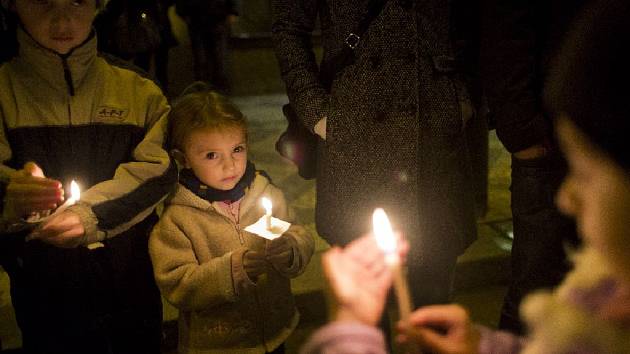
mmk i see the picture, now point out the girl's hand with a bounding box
[397,304,480,354]
[266,235,294,269]
[323,233,394,326]
[29,211,85,248]
[3,162,63,221]
[243,250,267,281]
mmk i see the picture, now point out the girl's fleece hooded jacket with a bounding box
[149,173,314,354]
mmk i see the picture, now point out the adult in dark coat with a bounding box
[176,0,237,93]
[480,0,583,333]
[272,0,477,306]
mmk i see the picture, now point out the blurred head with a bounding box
[546,0,630,281]
[169,87,248,191]
[8,0,102,55]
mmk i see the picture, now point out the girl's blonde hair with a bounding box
[168,88,247,152]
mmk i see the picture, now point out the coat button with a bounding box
[374,110,387,122]
[399,0,412,9]
[402,49,416,64]
[369,54,381,69]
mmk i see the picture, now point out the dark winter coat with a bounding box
[272,0,477,258]
[480,0,587,153]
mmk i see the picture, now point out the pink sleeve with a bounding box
[300,322,388,354]
[477,325,526,354]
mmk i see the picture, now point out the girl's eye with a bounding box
[233,145,246,153]
[72,1,84,6]
[205,152,217,160]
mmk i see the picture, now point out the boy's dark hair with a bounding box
[168,83,247,151]
[545,0,630,171]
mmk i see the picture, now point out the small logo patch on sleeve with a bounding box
[96,106,129,121]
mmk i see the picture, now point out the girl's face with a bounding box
[182,127,248,191]
[556,117,630,281]
[14,0,96,55]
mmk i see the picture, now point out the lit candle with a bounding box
[262,197,272,230]
[372,208,413,319]
[54,180,81,215]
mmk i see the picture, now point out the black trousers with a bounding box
[2,219,162,354]
[189,21,230,93]
[499,153,579,333]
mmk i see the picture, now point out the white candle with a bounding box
[262,197,272,230]
[372,208,413,319]
[54,180,81,215]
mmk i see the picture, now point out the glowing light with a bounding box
[372,208,397,261]
[70,180,80,202]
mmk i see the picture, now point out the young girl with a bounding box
[149,88,314,354]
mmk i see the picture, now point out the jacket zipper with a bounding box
[217,209,245,245]
[61,55,75,97]
[61,55,75,156]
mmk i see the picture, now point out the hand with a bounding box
[266,235,294,270]
[29,211,85,248]
[322,233,394,326]
[226,14,238,26]
[397,304,480,354]
[314,117,327,140]
[243,250,267,281]
[2,162,63,221]
[513,143,547,160]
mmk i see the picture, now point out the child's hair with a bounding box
[168,84,247,152]
[545,0,630,172]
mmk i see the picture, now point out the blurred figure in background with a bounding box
[0,3,16,63]
[480,0,584,333]
[175,0,238,93]
[95,0,177,90]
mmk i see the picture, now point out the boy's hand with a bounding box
[397,304,480,354]
[243,250,267,281]
[29,211,85,248]
[266,235,294,269]
[3,162,63,221]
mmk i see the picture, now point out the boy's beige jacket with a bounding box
[150,174,314,354]
[0,29,175,241]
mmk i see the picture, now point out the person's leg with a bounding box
[189,25,210,83]
[154,43,170,91]
[207,22,230,93]
[499,153,579,333]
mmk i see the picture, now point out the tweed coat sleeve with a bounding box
[271,0,330,132]
[480,0,550,153]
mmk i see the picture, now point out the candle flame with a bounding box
[261,197,272,215]
[70,180,81,201]
[372,208,397,256]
